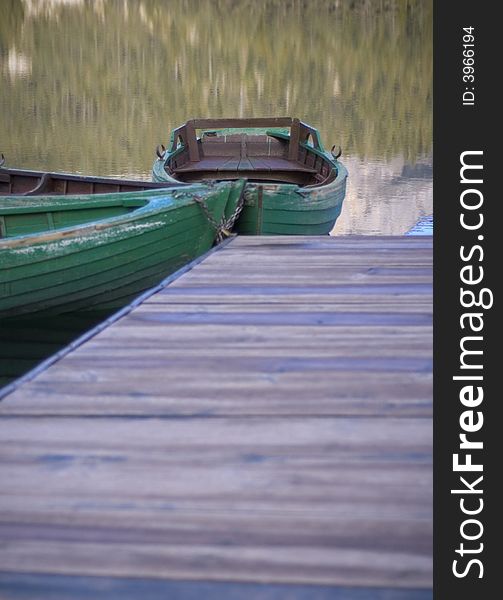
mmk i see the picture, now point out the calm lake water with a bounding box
[0,0,432,389]
[1,0,432,235]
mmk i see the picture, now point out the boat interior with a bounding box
[0,168,172,197]
[0,168,175,238]
[0,195,150,239]
[163,117,338,186]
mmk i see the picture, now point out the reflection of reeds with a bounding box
[0,0,432,174]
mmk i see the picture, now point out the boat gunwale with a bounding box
[0,166,179,191]
[0,196,150,214]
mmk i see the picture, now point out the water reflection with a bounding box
[0,312,109,391]
[1,0,432,235]
[336,155,432,235]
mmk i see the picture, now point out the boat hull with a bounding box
[153,162,347,236]
[0,181,244,319]
[235,170,347,235]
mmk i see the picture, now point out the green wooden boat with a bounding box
[152,117,348,235]
[0,167,245,319]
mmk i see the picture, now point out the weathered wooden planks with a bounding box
[0,573,433,600]
[0,235,433,595]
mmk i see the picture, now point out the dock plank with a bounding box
[0,573,433,600]
[0,236,433,594]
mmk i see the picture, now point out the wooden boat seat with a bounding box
[163,119,335,186]
[174,156,317,175]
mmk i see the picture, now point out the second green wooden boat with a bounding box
[0,169,245,319]
[152,117,348,235]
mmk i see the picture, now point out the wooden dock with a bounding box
[0,236,433,599]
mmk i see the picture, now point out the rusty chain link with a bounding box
[194,187,246,243]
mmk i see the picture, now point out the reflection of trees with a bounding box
[0,0,432,174]
[0,0,24,55]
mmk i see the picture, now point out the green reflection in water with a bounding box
[1,0,432,175]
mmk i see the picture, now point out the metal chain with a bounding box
[193,195,221,230]
[194,187,246,243]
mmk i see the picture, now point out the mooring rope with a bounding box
[194,187,246,243]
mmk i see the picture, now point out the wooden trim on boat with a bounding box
[185,121,200,162]
[299,121,323,150]
[288,118,301,160]
[0,167,175,197]
[191,117,294,129]
[23,172,53,196]
[163,119,334,186]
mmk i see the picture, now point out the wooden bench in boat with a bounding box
[175,155,317,175]
[163,117,336,186]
